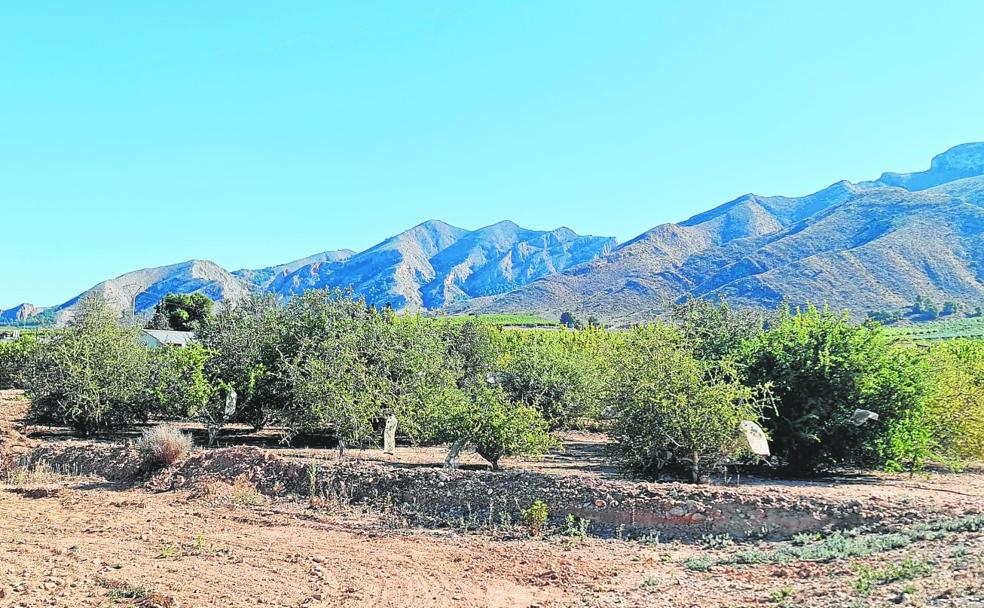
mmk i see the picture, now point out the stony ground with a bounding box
[2,390,983,607]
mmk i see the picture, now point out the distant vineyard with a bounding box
[440,313,560,328]
[886,316,984,340]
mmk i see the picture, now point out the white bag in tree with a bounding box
[224,389,238,419]
[739,420,770,456]
[383,412,398,455]
[851,409,879,426]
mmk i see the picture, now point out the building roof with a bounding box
[141,329,195,347]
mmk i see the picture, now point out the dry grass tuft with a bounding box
[137,424,193,468]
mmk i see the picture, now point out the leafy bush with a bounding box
[147,293,214,331]
[921,339,984,460]
[743,306,927,475]
[498,331,605,429]
[137,423,193,468]
[25,295,153,435]
[430,383,557,469]
[607,325,771,482]
[521,500,548,536]
[0,334,37,389]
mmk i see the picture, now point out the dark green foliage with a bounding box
[912,295,939,320]
[867,309,904,324]
[149,293,214,331]
[559,311,581,329]
[743,305,928,474]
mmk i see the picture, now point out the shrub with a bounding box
[521,500,548,536]
[607,325,771,482]
[0,334,36,389]
[743,306,927,474]
[498,331,605,429]
[921,339,984,460]
[137,423,193,467]
[430,383,558,470]
[25,295,153,434]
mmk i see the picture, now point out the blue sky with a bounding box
[3,1,984,307]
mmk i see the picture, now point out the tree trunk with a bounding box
[444,440,466,469]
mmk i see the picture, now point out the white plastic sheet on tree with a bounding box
[851,409,879,426]
[739,420,770,456]
[383,412,398,455]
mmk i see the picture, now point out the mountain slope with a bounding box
[268,220,616,310]
[463,143,984,323]
[0,303,43,324]
[233,250,355,289]
[54,260,252,324]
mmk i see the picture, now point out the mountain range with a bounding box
[4,142,984,326]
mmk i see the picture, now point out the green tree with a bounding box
[429,383,557,470]
[26,295,153,434]
[559,311,580,329]
[743,305,927,474]
[149,342,229,445]
[195,294,280,430]
[921,340,984,461]
[498,333,604,429]
[607,325,771,482]
[149,293,214,332]
[0,334,37,389]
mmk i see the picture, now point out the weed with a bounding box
[137,424,193,468]
[684,556,714,572]
[769,587,796,607]
[854,557,932,596]
[699,533,734,549]
[521,500,548,537]
[191,533,211,555]
[640,575,660,590]
[156,543,178,559]
[562,514,590,539]
[228,476,262,506]
[5,461,57,486]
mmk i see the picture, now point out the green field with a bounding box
[439,313,560,328]
[885,316,984,340]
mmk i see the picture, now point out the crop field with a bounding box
[441,313,561,327]
[886,316,984,340]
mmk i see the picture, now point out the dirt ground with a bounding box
[1,475,982,608]
[2,390,983,607]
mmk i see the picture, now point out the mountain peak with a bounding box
[876,142,984,191]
